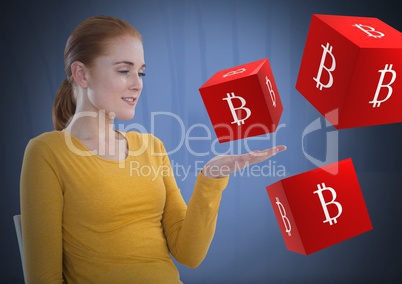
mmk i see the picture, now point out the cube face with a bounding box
[296,15,359,117]
[266,158,372,255]
[296,14,402,129]
[319,15,402,48]
[343,49,402,128]
[266,181,304,253]
[199,58,283,143]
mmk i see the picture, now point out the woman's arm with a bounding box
[20,138,64,283]
[161,141,286,268]
[162,167,228,268]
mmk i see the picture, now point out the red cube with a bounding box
[296,14,402,129]
[266,158,372,255]
[199,58,283,143]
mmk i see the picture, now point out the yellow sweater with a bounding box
[20,131,229,284]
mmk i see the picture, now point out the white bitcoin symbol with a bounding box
[369,64,397,108]
[313,183,343,226]
[222,92,251,126]
[352,24,385,38]
[265,76,276,107]
[223,68,246,78]
[275,197,291,236]
[313,42,336,91]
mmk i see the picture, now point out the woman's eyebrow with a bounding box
[113,61,146,69]
[113,61,134,66]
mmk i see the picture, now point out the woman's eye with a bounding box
[118,70,129,74]
[139,72,146,77]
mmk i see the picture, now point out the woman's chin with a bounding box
[116,111,136,121]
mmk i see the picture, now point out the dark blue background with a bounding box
[1,0,401,283]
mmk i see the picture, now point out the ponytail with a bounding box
[52,78,76,131]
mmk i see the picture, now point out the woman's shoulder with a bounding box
[23,131,67,158]
[29,130,66,148]
[31,130,65,141]
[28,131,66,147]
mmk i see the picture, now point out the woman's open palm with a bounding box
[202,145,287,178]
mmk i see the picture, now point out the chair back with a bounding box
[13,215,27,283]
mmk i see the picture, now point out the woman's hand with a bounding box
[201,145,287,178]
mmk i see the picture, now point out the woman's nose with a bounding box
[129,73,143,91]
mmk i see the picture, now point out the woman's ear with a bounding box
[71,61,89,88]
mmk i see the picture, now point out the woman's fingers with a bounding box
[202,145,287,178]
[244,145,287,165]
[251,145,287,157]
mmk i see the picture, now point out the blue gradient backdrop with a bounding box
[1,0,401,283]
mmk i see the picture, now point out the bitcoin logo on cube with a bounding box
[275,197,292,236]
[199,58,283,143]
[266,158,372,255]
[222,92,252,126]
[296,14,402,129]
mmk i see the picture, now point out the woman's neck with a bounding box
[64,110,128,161]
[65,109,117,142]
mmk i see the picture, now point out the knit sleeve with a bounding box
[160,142,229,268]
[20,138,64,283]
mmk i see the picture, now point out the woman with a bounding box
[20,15,286,283]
